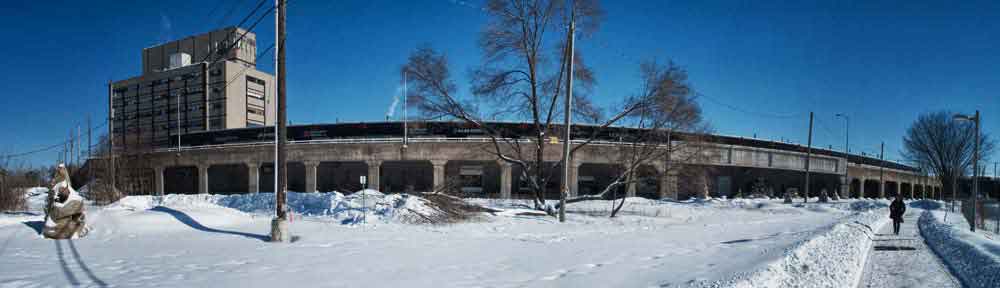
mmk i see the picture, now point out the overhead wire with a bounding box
[4,1,293,166]
[1,120,108,159]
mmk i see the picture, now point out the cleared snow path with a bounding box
[857,208,960,288]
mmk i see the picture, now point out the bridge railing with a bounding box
[153,137,651,153]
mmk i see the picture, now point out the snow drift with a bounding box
[919,209,1000,288]
[108,191,487,225]
[727,201,888,288]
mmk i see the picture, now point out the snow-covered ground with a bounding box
[918,200,1000,288]
[0,192,894,287]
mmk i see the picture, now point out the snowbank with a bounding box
[107,191,478,225]
[24,187,49,211]
[919,209,1000,288]
[727,202,888,288]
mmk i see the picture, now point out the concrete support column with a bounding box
[365,160,381,191]
[431,160,448,192]
[657,165,677,200]
[859,178,865,198]
[197,164,209,194]
[304,161,318,193]
[498,160,512,199]
[879,181,885,199]
[153,166,165,196]
[246,162,259,193]
[896,181,901,198]
[839,175,848,199]
[567,161,581,197]
[625,169,637,198]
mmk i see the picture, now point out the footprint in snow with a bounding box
[540,269,569,280]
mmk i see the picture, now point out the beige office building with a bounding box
[111,27,274,150]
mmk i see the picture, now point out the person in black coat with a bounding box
[889,195,906,235]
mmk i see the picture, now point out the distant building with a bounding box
[110,27,274,150]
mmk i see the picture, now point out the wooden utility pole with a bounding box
[804,112,813,203]
[559,4,575,223]
[270,0,290,242]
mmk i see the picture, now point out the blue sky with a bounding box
[0,0,997,170]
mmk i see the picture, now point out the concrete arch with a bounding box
[863,179,880,198]
[511,162,563,200]
[381,160,433,193]
[444,160,501,197]
[164,166,198,194]
[577,163,622,197]
[207,164,250,194]
[850,179,862,198]
[633,165,661,199]
[884,181,898,198]
[258,162,305,193]
[316,161,367,193]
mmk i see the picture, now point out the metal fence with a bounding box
[960,199,1000,238]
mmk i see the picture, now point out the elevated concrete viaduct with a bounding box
[141,136,940,200]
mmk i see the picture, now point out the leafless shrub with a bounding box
[0,159,43,212]
[400,192,500,224]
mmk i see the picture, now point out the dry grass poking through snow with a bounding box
[401,192,501,224]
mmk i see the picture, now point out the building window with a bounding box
[210,119,224,129]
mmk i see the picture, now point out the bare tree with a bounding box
[556,61,711,216]
[402,0,718,217]
[403,0,628,214]
[903,111,995,200]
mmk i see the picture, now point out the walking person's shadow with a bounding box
[22,220,109,286]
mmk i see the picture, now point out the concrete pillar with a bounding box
[498,160,512,199]
[625,169,637,198]
[840,175,849,199]
[304,161,318,193]
[896,181,901,198]
[566,161,581,197]
[246,162,259,193]
[432,160,447,192]
[154,166,165,196]
[878,181,885,199]
[198,164,209,194]
[657,166,676,200]
[365,160,381,191]
[858,178,865,198]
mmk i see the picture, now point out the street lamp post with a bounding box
[836,113,849,199]
[954,110,980,232]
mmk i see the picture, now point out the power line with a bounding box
[218,0,262,36]
[224,43,276,88]
[1,120,108,159]
[695,92,807,119]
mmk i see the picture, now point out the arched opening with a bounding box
[850,179,862,198]
[164,166,198,194]
[885,181,898,198]
[208,164,249,194]
[258,162,305,192]
[863,179,880,198]
[317,161,367,193]
[381,160,433,193]
[444,160,501,197]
